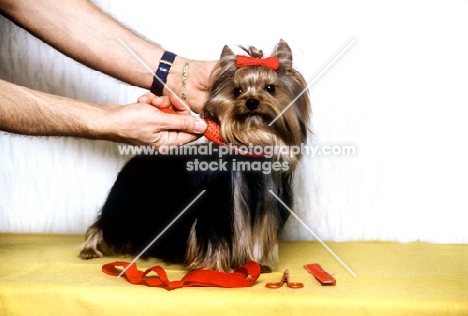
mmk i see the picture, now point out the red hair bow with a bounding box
[235,55,279,70]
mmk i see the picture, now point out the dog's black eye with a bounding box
[264,84,276,94]
[233,87,243,98]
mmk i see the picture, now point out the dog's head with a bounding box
[203,40,311,164]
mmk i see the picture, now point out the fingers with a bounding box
[158,111,207,134]
[139,92,192,115]
[158,131,201,149]
[150,96,171,110]
[137,92,156,104]
[138,93,173,110]
[152,94,190,114]
[169,93,191,113]
[139,93,172,110]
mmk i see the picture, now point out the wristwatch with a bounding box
[150,51,177,96]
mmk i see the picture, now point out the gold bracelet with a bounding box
[181,61,189,100]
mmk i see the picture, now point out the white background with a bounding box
[1,0,467,243]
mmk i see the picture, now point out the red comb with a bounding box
[159,108,222,144]
[203,118,224,145]
[159,107,264,157]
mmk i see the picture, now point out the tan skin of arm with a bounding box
[0,0,215,148]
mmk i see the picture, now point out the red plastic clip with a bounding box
[303,263,336,285]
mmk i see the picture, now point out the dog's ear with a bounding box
[272,39,293,68]
[221,45,235,58]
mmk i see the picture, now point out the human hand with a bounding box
[164,59,218,113]
[138,92,191,114]
[103,94,207,149]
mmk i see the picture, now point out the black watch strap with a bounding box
[151,51,177,96]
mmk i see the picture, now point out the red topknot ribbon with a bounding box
[235,55,279,70]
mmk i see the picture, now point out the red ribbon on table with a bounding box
[102,261,261,290]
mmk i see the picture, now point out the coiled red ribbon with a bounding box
[102,261,261,290]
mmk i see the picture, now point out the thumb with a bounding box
[159,112,207,134]
[169,93,192,113]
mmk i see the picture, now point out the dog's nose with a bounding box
[245,99,259,111]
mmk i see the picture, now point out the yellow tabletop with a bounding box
[0,234,466,316]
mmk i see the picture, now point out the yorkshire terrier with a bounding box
[79,39,311,272]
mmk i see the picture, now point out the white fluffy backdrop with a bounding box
[1,0,467,243]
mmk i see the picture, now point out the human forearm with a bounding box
[0,0,215,112]
[0,79,206,146]
[0,79,107,138]
[0,0,159,90]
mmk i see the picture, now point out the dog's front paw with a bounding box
[78,247,103,259]
[78,245,103,260]
[79,223,105,260]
